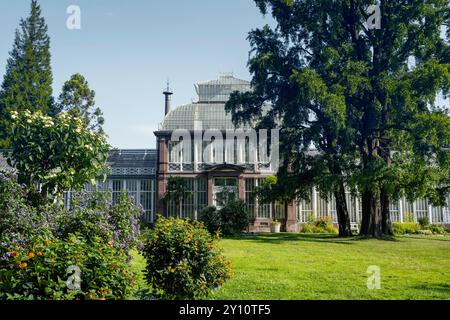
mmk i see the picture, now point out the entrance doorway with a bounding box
[213,177,238,209]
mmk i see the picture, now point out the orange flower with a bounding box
[37,252,43,256]
[99,297,106,301]
[27,252,35,259]
[20,262,27,268]
[11,251,18,257]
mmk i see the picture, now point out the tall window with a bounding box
[167,178,208,220]
[244,178,276,219]
[140,180,155,222]
[112,180,123,204]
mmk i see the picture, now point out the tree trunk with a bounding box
[334,184,352,237]
[380,187,393,236]
[380,132,393,236]
[360,190,383,238]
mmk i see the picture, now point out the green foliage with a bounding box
[301,216,338,234]
[0,235,136,300]
[0,0,54,147]
[378,221,447,236]
[426,224,449,235]
[0,174,143,300]
[200,200,250,236]
[0,174,143,256]
[0,172,56,241]
[417,229,433,236]
[57,191,143,258]
[392,222,421,235]
[418,217,430,228]
[58,73,105,134]
[7,110,109,203]
[142,216,233,300]
[227,0,450,237]
[199,206,222,234]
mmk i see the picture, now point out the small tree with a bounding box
[57,73,105,134]
[6,110,110,204]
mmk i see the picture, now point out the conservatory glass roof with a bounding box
[160,75,254,131]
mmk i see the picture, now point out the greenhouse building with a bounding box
[1,74,449,231]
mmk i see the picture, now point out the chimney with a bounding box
[163,81,173,115]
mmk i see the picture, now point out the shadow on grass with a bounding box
[410,283,450,295]
[225,233,355,245]
[401,235,450,242]
[224,233,402,245]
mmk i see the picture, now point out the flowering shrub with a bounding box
[0,174,143,258]
[57,191,143,258]
[7,110,110,204]
[142,216,233,300]
[200,200,250,236]
[0,172,56,241]
[0,235,136,300]
[0,174,143,300]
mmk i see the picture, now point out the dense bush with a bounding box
[418,217,430,227]
[142,216,232,300]
[0,235,136,300]
[301,216,338,234]
[393,222,449,235]
[200,200,249,236]
[0,175,143,258]
[0,173,143,300]
[392,222,421,235]
[58,191,143,257]
[426,224,449,235]
[199,206,222,233]
[0,172,57,240]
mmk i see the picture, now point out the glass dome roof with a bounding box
[160,75,253,131]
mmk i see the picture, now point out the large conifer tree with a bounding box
[226,0,450,238]
[0,0,54,147]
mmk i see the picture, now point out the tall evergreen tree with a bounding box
[0,0,54,147]
[226,0,450,238]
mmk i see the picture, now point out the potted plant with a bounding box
[270,220,281,233]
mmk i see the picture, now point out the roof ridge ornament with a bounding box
[163,79,173,115]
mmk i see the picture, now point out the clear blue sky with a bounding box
[0,0,272,148]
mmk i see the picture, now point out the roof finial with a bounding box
[165,79,171,92]
[163,79,173,115]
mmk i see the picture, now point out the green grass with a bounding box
[131,233,450,300]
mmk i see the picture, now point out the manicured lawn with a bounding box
[131,233,450,300]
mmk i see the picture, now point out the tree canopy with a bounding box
[6,110,110,204]
[226,0,450,238]
[58,73,105,134]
